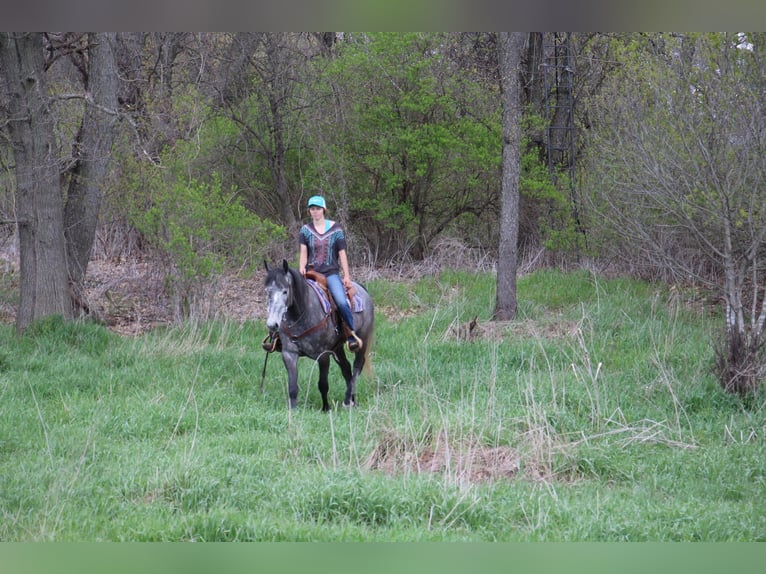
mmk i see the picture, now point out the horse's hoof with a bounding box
[342,400,355,408]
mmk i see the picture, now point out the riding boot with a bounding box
[346,330,363,352]
[340,323,361,351]
[262,331,281,353]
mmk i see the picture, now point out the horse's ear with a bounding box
[264,260,270,272]
[282,259,289,273]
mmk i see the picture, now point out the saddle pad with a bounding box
[307,280,332,313]
[307,279,364,314]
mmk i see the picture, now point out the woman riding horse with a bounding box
[298,195,363,352]
[263,259,374,410]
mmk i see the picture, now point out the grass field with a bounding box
[1,268,765,541]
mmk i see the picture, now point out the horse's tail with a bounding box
[362,322,375,381]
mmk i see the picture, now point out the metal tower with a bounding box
[542,32,576,187]
[542,32,583,241]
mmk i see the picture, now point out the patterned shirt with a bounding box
[299,222,347,275]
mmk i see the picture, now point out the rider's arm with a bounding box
[339,249,352,288]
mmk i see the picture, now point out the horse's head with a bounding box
[264,260,293,331]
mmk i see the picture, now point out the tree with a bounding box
[213,32,319,232]
[585,33,766,394]
[494,32,526,321]
[63,33,119,310]
[1,32,73,332]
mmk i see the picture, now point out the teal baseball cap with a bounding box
[307,195,326,209]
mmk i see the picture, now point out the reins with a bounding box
[260,346,270,394]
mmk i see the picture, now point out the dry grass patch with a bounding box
[364,429,570,485]
[445,316,579,342]
[365,430,519,484]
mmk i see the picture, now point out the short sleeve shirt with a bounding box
[299,222,347,275]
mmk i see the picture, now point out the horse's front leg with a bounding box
[317,354,332,412]
[282,351,300,409]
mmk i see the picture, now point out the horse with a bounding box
[263,260,375,411]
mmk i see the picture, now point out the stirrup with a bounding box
[262,331,281,353]
[346,332,363,352]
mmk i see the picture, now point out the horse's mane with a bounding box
[286,264,309,306]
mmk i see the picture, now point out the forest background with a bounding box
[1,32,765,394]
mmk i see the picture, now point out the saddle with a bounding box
[304,269,357,302]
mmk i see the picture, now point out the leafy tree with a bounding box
[129,154,285,320]
[210,33,328,231]
[320,33,501,262]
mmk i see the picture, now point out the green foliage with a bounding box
[584,33,766,271]
[126,135,286,317]
[135,175,279,282]
[97,81,295,320]
[321,33,501,258]
[582,33,766,391]
[308,33,589,260]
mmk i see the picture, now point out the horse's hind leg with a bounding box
[349,350,367,404]
[317,355,332,412]
[332,350,356,407]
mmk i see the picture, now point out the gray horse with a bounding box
[264,260,375,410]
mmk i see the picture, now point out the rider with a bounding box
[298,195,363,352]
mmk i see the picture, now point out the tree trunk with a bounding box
[494,32,526,321]
[217,32,264,106]
[64,33,119,313]
[523,32,545,109]
[0,32,72,332]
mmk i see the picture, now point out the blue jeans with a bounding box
[326,273,355,333]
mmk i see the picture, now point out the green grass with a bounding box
[1,269,765,541]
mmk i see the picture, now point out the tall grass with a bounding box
[1,270,765,540]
